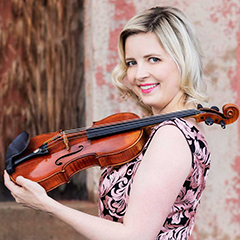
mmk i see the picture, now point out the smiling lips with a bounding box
[139,83,159,93]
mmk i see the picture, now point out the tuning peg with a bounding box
[211,106,219,111]
[220,120,226,129]
[197,104,203,109]
[205,117,214,126]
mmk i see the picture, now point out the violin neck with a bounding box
[86,109,200,139]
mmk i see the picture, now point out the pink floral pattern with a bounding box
[98,118,211,239]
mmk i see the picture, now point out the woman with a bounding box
[4,6,210,240]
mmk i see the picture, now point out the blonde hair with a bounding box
[112,6,208,115]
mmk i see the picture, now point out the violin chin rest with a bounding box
[5,131,30,175]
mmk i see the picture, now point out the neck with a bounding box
[152,92,188,115]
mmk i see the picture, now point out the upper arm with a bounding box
[123,124,192,240]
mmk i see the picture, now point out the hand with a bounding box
[4,170,51,212]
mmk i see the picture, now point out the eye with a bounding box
[149,57,160,63]
[126,60,137,67]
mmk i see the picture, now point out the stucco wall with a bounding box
[84,0,240,239]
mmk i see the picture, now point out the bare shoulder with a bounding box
[139,123,192,179]
[148,123,191,157]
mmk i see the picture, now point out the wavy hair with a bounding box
[112,6,208,115]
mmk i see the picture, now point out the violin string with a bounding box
[65,126,88,135]
[50,130,86,144]
[41,109,199,149]
[51,109,195,140]
[86,109,200,139]
[86,110,189,137]
[44,131,87,150]
[42,126,88,147]
[96,109,198,137]
[40,133,62,148]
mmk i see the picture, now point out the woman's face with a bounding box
[124,32,184,115]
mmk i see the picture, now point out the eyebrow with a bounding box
[125,57,135,61]
[144,53,162,58]
[125,53,162,61]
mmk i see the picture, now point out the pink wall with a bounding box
[84,0,240,239]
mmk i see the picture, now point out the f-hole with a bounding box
[55,145,84,166]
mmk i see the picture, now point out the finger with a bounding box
[11,193,25,205]
[15,176,33,192]
[10,192,21,203]
[4,171,24,200]
[3,170,18,191]
[3,170,10,183]
[16,175,46,195]
[16,175,38,190]
[15,175,27,186]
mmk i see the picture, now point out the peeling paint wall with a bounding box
[84,0,240,239]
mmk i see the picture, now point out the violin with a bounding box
[5,103,239,192]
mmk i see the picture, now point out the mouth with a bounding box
[139,83,159,93]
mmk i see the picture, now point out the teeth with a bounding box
[140,83,158,90]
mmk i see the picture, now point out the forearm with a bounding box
[4,171,142,240]
[45,197,137,240]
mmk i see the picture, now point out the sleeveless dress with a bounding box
[98,118,211,239]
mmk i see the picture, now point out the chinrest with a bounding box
[5,131,30,175]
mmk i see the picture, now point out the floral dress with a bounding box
[98,118,211,239]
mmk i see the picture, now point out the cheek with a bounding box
[122,77,133,89]
[161,68,181,89]
[126,70,135,85]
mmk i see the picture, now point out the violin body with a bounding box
[10,113,149,192]
[6,103,239,192]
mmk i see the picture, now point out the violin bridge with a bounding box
[62,131,70,151]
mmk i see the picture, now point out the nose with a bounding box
[135,64,149,81]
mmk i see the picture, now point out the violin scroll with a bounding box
[222,104,239,122]
[195,103,239,128]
